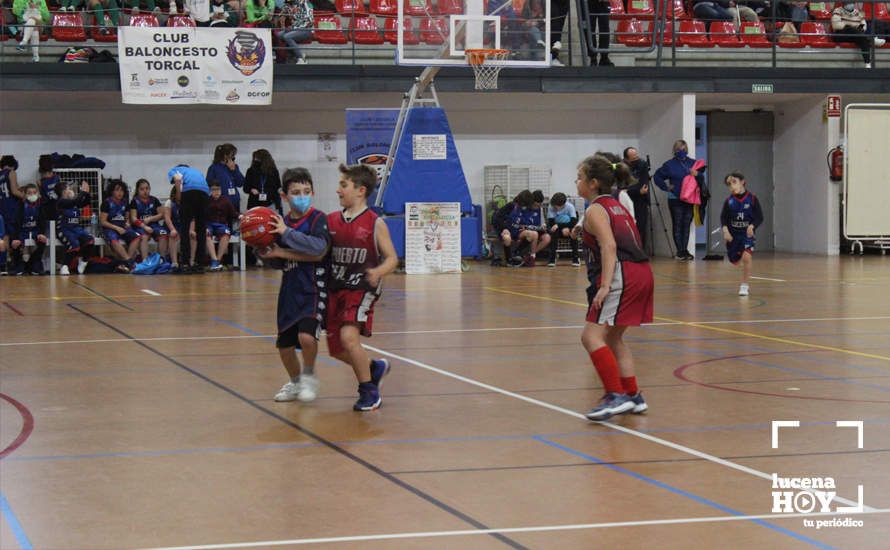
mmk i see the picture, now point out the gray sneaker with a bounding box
[585,393,634,421]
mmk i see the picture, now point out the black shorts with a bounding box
[275,317,320,349]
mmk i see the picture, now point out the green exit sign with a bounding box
[752,84,774,94]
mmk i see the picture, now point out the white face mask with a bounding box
[26,194,39,203]
[844,3,855,10]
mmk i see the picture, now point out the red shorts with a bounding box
[586,260,654,326]
[325,288,381,356]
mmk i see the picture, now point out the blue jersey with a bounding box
[130,196,162,222]
[275,208,330,332]
[17,200,46,238]
[0,169,17,223]
[40,174,60,202]
[720,192,763,234]
[57,192,91,229]
[101,197,129,228]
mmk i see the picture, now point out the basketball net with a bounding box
[465,49,509,90]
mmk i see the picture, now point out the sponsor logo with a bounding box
[203,90,220,100]
[226,89,240,102]
[150,92,168,98]
[129,74,141,88]
[226,31,266,76]
[249,78,267,87]
[177,75,190,87]
[222,79,244,84]
[247,91,270,98]
[204,74,218,88]
[171,90,198,99]
[148,78,169,88]
[357,153,389,184]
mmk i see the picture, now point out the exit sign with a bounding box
[752,84,774,94]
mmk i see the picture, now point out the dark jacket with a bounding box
[653,155,706,201]
[244,165,283,213]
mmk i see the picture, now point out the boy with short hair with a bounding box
[257,168,330,403]
[56,180,96,275]
[205,180,238,271]
[327,164,399,411]
[100,180,140,263]
[546,192,580,267]
[10,183,48,275]
[721,172,763,297]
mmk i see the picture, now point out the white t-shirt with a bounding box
[618,190,635,222]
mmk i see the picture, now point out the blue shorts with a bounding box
[17,230,42,243]
[207,222,231,238]
[135,223,169,239]
[59,225,94,252]
[0,214,5,239]
[104,227,140,244]
[727,233,755,264]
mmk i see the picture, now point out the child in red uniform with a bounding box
[326,164,399,411]
[573,154,654,421]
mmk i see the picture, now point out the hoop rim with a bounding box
[465,48,510,65]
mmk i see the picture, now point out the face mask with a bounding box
[675,150,688,159]
[252,159,261,166]
[289,195,311,213]
[26,194,38,203]
[844,3,854,10]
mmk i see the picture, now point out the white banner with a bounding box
[405,202,462,275]
[118,27,273,105]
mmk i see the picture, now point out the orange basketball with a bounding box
[239,207,277,248]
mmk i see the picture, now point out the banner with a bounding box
[118,27,273,105]
[405,202,462,274]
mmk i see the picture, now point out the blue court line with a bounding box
[533,436,835,550]
[0,492,33,550]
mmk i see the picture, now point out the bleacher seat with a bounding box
[314,13,348,43]
[351,14,383,43]
[626,0,655,19]
[167,14,196,26]
[607,0,626,18]
[807,1,836,20]
[799,21,834,47]
[52,12,87,42]
[404,0,434,16]
[92,15,118,41]
[661,19,675,45]
[774,21,804,48]
[739,21,770,47]
[336,0,368,14]
[616,18,652,47]
[384,16,419,44]
[129,13,160,26]
[666,0,689,19]
[370,0,398,15]
[437,0,463,14]
[678,19,712,47]
[709,21,739,47]
[863,1,890,21]
[419,17,447,44]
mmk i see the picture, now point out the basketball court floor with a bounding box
[2,253,889,549]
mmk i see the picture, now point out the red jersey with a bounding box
[327,208,380,291]
[582,195,648,282]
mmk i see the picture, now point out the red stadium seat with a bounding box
[419,17,447,44]
[384,16,419,43]
[862,1,890,22]
[626,0,655,19]
[52,12,87,41]
[404,0,434,16]
[370,0,398,15]
[351,14,384,43]
[774,21,804,47]
[92,14,118,41]
[677,19,712,46]
[799,21,835,47]
[314,13,348,43]
[167,14,196,26]
[665,0,689,19]
[739,21,770,47]
[808,1,836,20]
[129,13,160,26]
[616,18,652,47]
[708,21,739,47]
[337,0,368,14]
[437,0,463,14]
[607,0,626,18]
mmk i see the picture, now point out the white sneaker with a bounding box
[874,37,886,48]
[32,53,39,62]
[296,56,307,64]
[77,258,88,274]
[865,62,873,69]
[551,58,564,67]
[59,265,70,275]
[274,381,300,402]
[551,40,562,53]
[168,2,177,14]
[297,374,319,402]
[739,283,749,296]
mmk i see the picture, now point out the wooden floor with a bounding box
[2,253,890,549]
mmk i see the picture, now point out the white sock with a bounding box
[22,25,35,45]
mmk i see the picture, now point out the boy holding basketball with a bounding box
[256,168,331,403]
[721,172,763,297]
[327,164,399,411]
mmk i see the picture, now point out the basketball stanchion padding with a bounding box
[465,48,509,90]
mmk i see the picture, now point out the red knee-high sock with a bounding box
[621,376,638,396]
[590,346,623,394]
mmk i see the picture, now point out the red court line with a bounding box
[2,302,24,316]
[674,350,890,404]
[0,393,35,459]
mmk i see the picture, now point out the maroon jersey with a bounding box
[327,208,380,291]
[582,195,648,282]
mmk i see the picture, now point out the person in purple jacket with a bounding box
[653,139,706,261]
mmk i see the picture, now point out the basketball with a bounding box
[239,207,277,248]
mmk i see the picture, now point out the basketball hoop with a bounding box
[465,48,509,90]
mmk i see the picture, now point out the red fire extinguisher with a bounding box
[827,145,843,182]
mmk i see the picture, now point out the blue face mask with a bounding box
[675,150,688,159]
[289,195,311,213]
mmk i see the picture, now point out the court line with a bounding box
[66,304,526,550]
[70,281,134,311]
[0,393,35,460]
[140,509,890,549]
[0,492,33,550]
[534,436,831,549]
[750,276,787,282]
[361,343,873,512]
[484,287,890,363]
[141,289,162,296]
[2,302,24,316]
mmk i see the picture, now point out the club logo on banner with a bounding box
[118,27,273,105]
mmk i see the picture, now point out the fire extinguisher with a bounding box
[827,145,843,182]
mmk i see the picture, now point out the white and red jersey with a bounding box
[327,208,380,291]
[582,195,648,283]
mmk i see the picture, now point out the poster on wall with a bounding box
[118,27,273,105]
[405,202,461,274]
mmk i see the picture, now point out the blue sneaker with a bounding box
[354,382,381,411]
[585,393,634,421]
[630,393,648,414]
[370,359,390,389]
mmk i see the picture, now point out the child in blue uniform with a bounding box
[0,155,22,274]
[0,213,7,275]
[100,180,140,263]
[10,184,48,275]
[129,178,168,261]
[56,180,96,275]
[256,168,330,403]
[721,172,763,297]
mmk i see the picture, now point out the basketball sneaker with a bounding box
[739,283,749,296]
[274,381,300,402]
[354,382,381,411]
[297,374,319,402]
[59,265,70,275]
[572,258,581,267]
[585,393,634,421]
[629,393,648,413]
[77,258,89,274]
[370,358,390,388]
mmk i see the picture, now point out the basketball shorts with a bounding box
[207,222,231,238]
[135,223,169,239]
[276,317,321,349]
[325,288,381,356]
[104,227,140,244]
[727,233,755,264]
[59,225,94,252]
[0,214,5,239]
[586,260,654,326]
